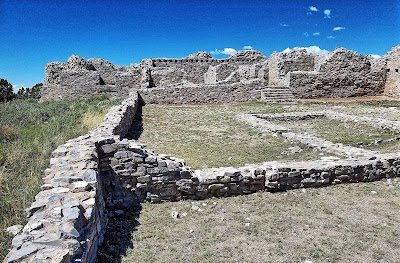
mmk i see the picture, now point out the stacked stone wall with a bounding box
[41,46,400,102]
[41,56,141,100]
[137,81,264,104]
[288,49,387,98]
[268,50,315,87]
[383,46,400,97]
[3,93,144,263]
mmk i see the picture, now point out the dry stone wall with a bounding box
[138,81,264,104]
[288,48,387,98]
[3,92,144,263]
[383,46,400,97]
[41,46,400,102]
[42,55,141,100]
[268,49,315,87]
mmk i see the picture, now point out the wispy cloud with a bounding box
[333,26,346,31]
[309,6,318,12]
[280,23,289,27]
[324,9,332,18]
[210,48,237,55]
[303,32,310,37]
[282,46,330,55]
[243,46,253,50]
[313,32,321,36]
[327,36,336,39]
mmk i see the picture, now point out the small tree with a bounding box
[0,78,15,102]
[15,83,43,100]
[30,83,43,99]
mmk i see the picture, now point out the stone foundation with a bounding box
[5,94,400,263]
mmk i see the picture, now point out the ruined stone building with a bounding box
[41,46,400,103]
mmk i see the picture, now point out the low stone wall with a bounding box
[3,93,143,263]
[94,138,400,201]
[137,81,264,104]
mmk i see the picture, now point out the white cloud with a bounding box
[280,23,289,27]
[327,36,336,39]
[370,54,381,59]
[333,26,345,31]
[313,32,321,36]
[309,6,318,12]
[282,46,330,55]
[324,9,332,18]
[303,32,310,37]
[243,45,253,50]
[13,83,26,92]
[210,47,237,56]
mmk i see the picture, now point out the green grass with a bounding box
[0,97,120,260]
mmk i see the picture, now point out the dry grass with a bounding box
[272,118,400,147]
[0,97,120,260]
[80,108,110,130]
[124,180,400,263]
[138,103,326,169]
[123,100,400,263]
[138,101,400,169]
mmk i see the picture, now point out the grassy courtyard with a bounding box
[138,101,400,169]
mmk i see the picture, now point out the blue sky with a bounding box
[0,0,399,89]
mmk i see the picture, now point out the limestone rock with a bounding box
[66,54,95,71]
[6,244,39,263]
[186,51,213,60]
[6,225,23,236]
[229,50,266,60]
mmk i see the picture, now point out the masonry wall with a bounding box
[137,81,265,104]
[3,92,144,263]
[268,49,315,87]
[41,56,141,100]
[383,46,400,97]
[288,48,387,98]
[149,58,266,87]
[40,46,400,102]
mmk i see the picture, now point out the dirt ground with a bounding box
[123,180,400,263]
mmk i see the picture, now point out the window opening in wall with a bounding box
[395,69,399,73]
[387,69,390,72]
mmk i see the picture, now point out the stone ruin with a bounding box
[4,90,400,263]
[41,46,400,103]
[4,45,400,262]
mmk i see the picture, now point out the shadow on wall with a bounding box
[126,100,144,140]
[96,169,143,263]
[96,100,146,262]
